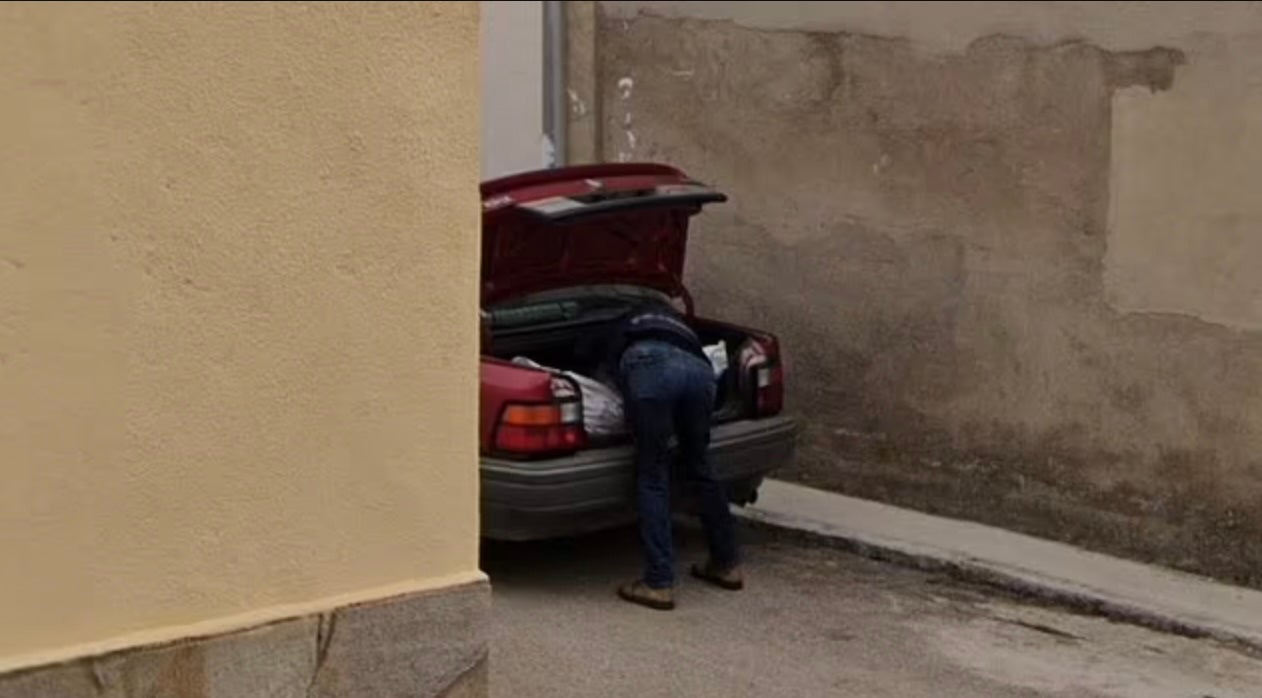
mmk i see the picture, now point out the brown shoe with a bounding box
[690,561,744,591]
[617,580,675,611]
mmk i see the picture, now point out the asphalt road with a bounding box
[483,523,1262,698]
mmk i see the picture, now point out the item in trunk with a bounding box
[511,357,627,439]
[703,341,728,379]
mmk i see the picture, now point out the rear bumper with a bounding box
[481,415,798,541]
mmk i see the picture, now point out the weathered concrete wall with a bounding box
[588,2,1262,586]
[0,1,485,688]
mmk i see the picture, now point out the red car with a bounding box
[479,163,798,540]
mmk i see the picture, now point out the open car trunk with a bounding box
[486,289,756,432]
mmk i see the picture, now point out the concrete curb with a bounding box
[735,479,1262,654]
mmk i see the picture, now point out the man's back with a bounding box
[588,301,705,384]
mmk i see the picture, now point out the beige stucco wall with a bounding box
[589,1,1262,586]
[0,1,481,670]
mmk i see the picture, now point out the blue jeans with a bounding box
[619,340,739,589]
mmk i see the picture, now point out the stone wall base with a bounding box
[0,580,490,698]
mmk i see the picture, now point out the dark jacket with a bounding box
[582,302,707,386]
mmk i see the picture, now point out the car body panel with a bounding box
[482,416,798,541]
[480,163,726,306]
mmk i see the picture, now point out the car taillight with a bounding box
[754,362,784,416]
[739,337,784,417]
[494,376,586,456]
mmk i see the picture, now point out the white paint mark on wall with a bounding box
[618,118,637,162]
[567,88,589,118]
[618,112,636,162]
[541,134,556,169]
[616,77,637,162]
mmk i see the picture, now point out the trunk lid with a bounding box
[480,163,726,306]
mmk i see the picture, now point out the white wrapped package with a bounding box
[703,342,729,378]
[511,357,627,438]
